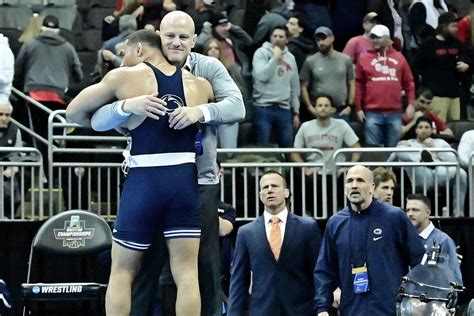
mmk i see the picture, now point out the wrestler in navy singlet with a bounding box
[113,63,201,251]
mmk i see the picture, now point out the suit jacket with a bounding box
[228,212,321,316]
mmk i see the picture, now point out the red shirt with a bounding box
[355,48,415,113]
[343,35,372,64]
[402,111,448,132]
[29,91,65,105]
[458,15,471,45]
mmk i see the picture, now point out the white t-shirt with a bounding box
[293,118,359,171]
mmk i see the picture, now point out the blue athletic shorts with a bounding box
[113,163,201,251]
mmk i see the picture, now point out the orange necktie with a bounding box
[269,216,282,260]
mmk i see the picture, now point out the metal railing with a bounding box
[332,147,464,217]
[217,148,326,220]
[470,153,474,217]
[47,110,126,217]
[0,147,43,220]
[4,106,471,220]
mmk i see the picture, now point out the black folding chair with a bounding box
[21,210,112,315]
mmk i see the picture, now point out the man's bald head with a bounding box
[160,11,195,34]
[347,165,374,184]
[158,11,197,66]
[345,165,375,211]
[0,101,13,129]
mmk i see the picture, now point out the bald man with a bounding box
[314,165,425,316]
[0,101,22,218]
[68,29,214,316]
[67,11,245,316]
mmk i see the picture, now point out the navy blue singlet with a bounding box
[113,63,201,251]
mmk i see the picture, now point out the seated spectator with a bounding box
[0,33,14,103]
[292,93,360,175]
[354,24,415,147]
[104,0,176,40]
[342,11,379,65]
[300,26,354,123]
[252,25,300,148]
[402,87,453,140]
[291,93,360,213]
[458,130,474,169]
[196,12,252,75]
[98,15,137,77]
[203,38,249,148]
[103,14,137,54]
[373,167,397,205]
[388,116,468,216]
[0,101,23,219]
[405,193,462,285]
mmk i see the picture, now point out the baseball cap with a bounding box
[42,15,59,29]
[363,12,379,23]
[370,24,390,37]
[314,26,333,37]
[438,12,461,25]
[210,12,228,27]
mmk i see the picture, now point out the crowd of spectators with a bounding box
[0,2,473,315]
[0,0,473,216]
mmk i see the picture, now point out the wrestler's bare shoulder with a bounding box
[182,71,213,102]
[103,64,154,83]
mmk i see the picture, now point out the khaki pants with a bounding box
[431,96,460,121]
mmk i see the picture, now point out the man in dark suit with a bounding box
[228,170,322,316]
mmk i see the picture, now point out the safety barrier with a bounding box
[0,147,44,220]
[47,110,126,217]
[470,153,474,217]
[2,109,471,220]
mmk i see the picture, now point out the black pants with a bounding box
[130,184,222,316]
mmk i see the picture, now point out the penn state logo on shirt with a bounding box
[160,94,184,114]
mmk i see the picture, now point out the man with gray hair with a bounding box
[0,100,23,218]
[315,165,425,315]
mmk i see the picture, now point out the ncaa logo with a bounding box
[373,228,382,235]
[32,286,40,294]
[160,94,184,114]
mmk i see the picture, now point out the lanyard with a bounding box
[348,210,371,269]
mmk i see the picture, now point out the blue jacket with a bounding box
[314,199,425,316]
[228,213,321,316]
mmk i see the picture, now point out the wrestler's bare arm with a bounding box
[66,66,156,127]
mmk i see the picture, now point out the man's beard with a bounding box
[318,45,330,55]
